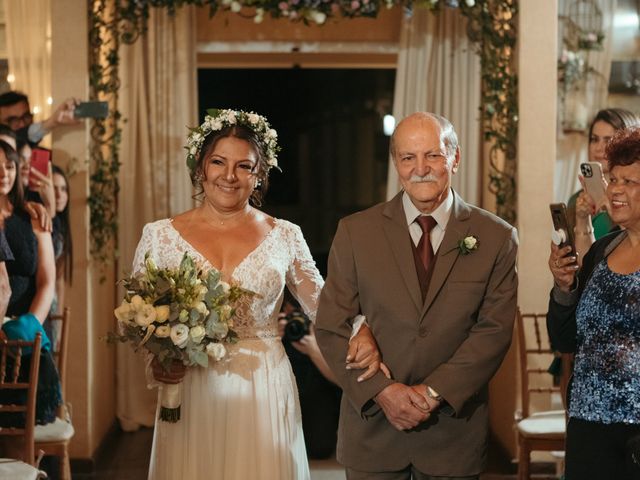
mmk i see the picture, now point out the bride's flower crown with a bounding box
[186,108,280,175]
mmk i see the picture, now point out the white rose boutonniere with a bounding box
[458,235,479,255]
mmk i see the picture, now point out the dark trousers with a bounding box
[346,466,479,480]
[566,417,640,480]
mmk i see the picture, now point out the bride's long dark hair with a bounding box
[191,125,270,207]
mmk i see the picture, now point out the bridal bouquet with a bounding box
[109,252,251,422]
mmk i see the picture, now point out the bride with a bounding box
[132,109,377,479]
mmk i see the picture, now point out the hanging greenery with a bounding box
[88,0,518,262]
[462,0,518,224]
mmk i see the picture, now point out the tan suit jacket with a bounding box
[315,190,518,476]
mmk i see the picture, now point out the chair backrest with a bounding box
[0,333,42,465]
[516,309,571,418]
[48,307,70,398]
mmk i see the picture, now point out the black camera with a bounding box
[283,310,311,342]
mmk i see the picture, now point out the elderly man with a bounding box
[316,112,518,480]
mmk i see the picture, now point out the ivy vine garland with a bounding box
[88,0,518,262]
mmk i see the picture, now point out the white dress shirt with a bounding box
[402,189,454,251]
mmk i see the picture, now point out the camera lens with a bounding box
[283,311,310,342]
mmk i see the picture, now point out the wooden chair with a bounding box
[34,307,74,480]
[515,309,571,480]
[48,308,70,399]
[0,333,46,479]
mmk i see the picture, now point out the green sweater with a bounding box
[567,190,614,240]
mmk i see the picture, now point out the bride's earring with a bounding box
[254,179,262,191]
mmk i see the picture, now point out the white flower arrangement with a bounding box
[185,108,280,177]
[108,252,253,422]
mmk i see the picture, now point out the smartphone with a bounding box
[28,148,50,191]
[580,162,607,207]
[550,203,575,251]
[74,101,108,119]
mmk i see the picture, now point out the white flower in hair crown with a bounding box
[185,108,280,175]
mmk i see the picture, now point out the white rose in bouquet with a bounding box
[206,342,227,361]
[192,301,209,316]
[170,323,190,348]
[131,295,145,309]
[114,301,133,323]
[155,305,170,323]
[135,303,156,327]
[190,325,206,344]
[155,325,171,338]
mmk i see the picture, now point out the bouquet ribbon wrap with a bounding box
[159,382,182,423]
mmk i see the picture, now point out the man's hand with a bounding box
[346,324,391,382]
[42,98,81,131]
[25,201,52,232]
[375,383,430,431]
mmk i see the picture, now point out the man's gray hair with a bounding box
[389,112,459,158]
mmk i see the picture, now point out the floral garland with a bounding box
[88,0,518,263]
[186,108,280,175]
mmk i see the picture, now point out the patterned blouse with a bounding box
[570,260,640,424]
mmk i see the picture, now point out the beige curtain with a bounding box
[116,5,197,431]
[3,0,52,138]
[555,0,617,202]
[387,7,482,204]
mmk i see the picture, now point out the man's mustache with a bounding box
[409,174,439,183]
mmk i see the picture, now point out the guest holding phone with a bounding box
[548,127,640,479]
[0,139,62,430]
[0,91,79,146]
[15,138,55,220]
[568,109,640,264]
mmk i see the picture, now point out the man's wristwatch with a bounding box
[426,386,442,402]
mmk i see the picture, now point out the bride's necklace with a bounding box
[202,204,251,228]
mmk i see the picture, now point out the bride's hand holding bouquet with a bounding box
[108,251,252,422]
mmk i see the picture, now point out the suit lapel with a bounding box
[421,191,472,319]
[382,193,423,313]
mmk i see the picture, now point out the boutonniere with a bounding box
[458,235,479,255]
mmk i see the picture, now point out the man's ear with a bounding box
[451,147,461,174]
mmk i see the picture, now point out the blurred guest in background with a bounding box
[568,108,640,264]
[0,91,78,146]
[50,165,72,322]
[0,139,61,430]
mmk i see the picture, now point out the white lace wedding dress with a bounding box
[132,218,323,480]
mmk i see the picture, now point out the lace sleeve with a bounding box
[132,223,156,275]
[285,224,324,323]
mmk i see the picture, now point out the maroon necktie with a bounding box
[416,215,437,273]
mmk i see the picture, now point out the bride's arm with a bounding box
[285,224,388,384]
[284,225,340,383]
[284,227,323,323]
